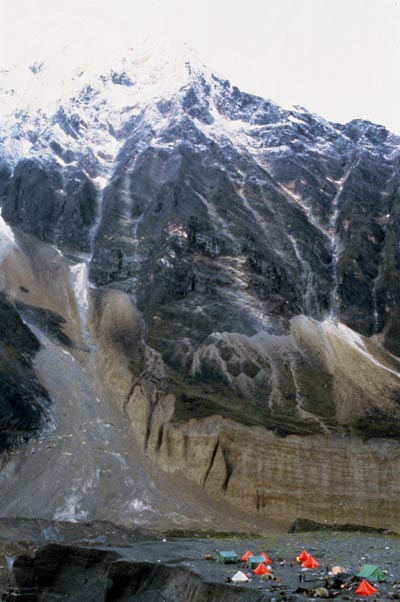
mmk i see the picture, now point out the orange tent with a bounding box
[254,563,270,576]
[241,550,254,562]
[261,552,273,564]
[356,579,378,596]
[297,550,309,562]
[302,555,319,569]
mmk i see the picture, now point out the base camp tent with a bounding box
[297,550,309,562]
[248,555,267,569]
[232,571,249,583]
[261,552,272,564]
[356,579,378,596]
[254,563,270,576]
[216,551,238,564]
[302,555,319,569]
[357,564,386,582]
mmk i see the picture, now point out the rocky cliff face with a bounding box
[0,43,400,530]
[0,290,50,451]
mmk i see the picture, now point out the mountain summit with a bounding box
[0,45,400,530]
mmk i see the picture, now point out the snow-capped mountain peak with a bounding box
[0,39,207,116]
[0,39,216,170]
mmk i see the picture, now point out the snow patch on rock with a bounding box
[70,262,89,328]
[0,211,16,264]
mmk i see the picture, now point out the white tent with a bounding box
[232,570,249,583]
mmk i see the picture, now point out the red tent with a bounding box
[261,552,272,564]
[254,562,270,576]
[356,579,378,596]
[302,555,319,569]
[241,550,254,562]
[297,549,309,562]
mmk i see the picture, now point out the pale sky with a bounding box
[1,0,400,133]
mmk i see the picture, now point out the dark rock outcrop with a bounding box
[0,162,12,205]
[3,159,97,252]
[0,292,50,451]
[289,517,392,534]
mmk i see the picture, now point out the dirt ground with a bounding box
[114,531,400,599]
[1,522,399,600]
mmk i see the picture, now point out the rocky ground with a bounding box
[0,520,399,600]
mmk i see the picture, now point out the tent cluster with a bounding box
[351,564,385,596]
[215,548,385,596]
[215,548,276,584]
[241,549,273,576]
[295,551,383,596]
[296,549,319,569]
